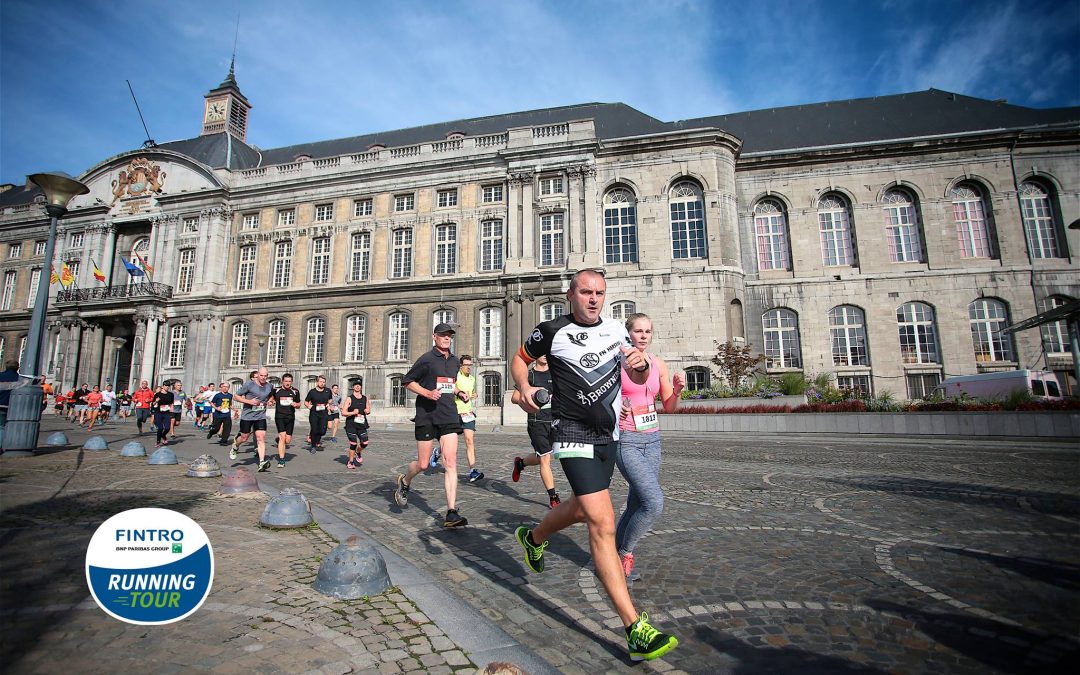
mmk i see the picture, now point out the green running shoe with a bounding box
[514,526,548,573]
[626,612,678,662]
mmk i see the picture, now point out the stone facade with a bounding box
[1,84,1077,414]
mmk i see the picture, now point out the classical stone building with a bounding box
[1,68,1077,418]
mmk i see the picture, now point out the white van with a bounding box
[933,370,1063,401]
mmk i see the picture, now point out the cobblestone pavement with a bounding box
[4,416,1080,674]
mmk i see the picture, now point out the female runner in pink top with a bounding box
[616,313,684,579]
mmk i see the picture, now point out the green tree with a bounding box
[711,340,764,388]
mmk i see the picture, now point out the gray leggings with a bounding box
[615,430,664,556]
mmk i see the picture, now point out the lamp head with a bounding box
[28,172,89,215]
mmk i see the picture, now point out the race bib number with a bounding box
[460,412,476,424]
[277,396,293,407]
[552,442,594,460]
[436,377,455,395]
[633,404,659,431]
[315,404,326,412]
[159,405,171,412]
[250,403,265,411]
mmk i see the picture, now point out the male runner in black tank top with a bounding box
[272,373,301,468]
[341,379,371,469]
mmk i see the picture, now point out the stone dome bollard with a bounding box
[45,431,69,447]
[220,467,259,494]
[313,535,391,600]
[186,454,222,477]
[82,436,109,451]
[147,447,178,465]
[260,488,313,528]
[120,441,147,457]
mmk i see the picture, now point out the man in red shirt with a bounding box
[86,385,103,431]
[131,380,155,435]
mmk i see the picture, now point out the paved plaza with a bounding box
[2,415,1078,674]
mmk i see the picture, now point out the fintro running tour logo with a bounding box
[85,508,215,625]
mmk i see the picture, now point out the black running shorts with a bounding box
[346,425,369,447]
[239,418,267,434]
[559,440,618,496]
[275,416,295,435]
[414,422,462,441]
[527,420,553,457]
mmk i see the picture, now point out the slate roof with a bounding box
[156,133,263,171]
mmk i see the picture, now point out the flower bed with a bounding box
[670,398,1080,414]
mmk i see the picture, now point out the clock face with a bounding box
[205,101,226,122]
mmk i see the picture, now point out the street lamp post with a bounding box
[2,172,89,456]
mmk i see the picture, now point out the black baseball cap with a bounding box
[433,322,456,335]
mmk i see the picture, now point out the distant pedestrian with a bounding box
[456,355,484,483]
[206,382,233,445]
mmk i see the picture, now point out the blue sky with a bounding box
[2,0,1078,185]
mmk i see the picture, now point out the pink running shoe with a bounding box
[621,553,635,578]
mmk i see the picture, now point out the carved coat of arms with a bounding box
[111,157,166,205]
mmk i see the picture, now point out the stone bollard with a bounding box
[220,467,259,494]
[186,454,222,477]
[120,441,147,457]
[82,436,109,451]
[147,447,178,465]
[45,431,69,447]
[313,535,391,600]
[260,487,313,528]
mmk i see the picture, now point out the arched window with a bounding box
[482,372,502,406]
[129,237,150,286]
[755,199,790,271]
[829,306,868,366]
[389,375,407,407]
[168,324,187,368]
[818,194,855,266]
[969,298,1014,363]
[896,302,939,364]
[685,366,711,391]
[435,224,457,275]
[882,189,923,262]
[603,188,638,264]
[610,301,636,322]
[433,308,455,351]
[951,184,993,258]
[345,315,366,362]
[670,181,707,259]
[730,299,745,340]
[1041,296,1074,354]
[1019,181,1063,259]
[479,307,502,358]
[230,322,249,367]
[388,312,410,361]
[540,302,565,322]
[762,309,802,369]
[267,319,286,365]
[305,317,325,363]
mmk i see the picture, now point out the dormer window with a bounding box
[367,143,386,151]
[294,154,312,162]
[445,131,465,140]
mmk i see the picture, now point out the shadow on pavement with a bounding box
[827,476,1080,517]
[938,546,1080,592]
[692,624,888,674]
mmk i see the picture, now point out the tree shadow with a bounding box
[938,546,1080,591]
[827,476,1080,517]
[692,624,888,674]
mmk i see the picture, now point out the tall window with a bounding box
[34,241,46,256]
[9,243,22,259]
[755,199,790,271]
[829,306,868,366]
[230,322,249,367]
[177,249,196,293]
[242,213,260,230]
[951,184,992,258]
[267,319,286,365]
[345,315,367,361]
[391,229,413,278]
[685,366,711,391]
[906,373,941,400]
[479,307,502,358]
[314,203,334,222]
[969,298,1014,363]
[236,245,256,290]
[388,312,410,361]
[610,301,637,322]
[1,271,15,310]
[305,317,325,363]
[389,376,407,407]
[540,302,565,322]
[277,209,295,227]
[128,238,149,286]
[1019,182,1062,258]
[350,232,371,282]
[897,302,939,364]
[480,220,504,272]
[18,337,26,367]
[273,241,293,287]
[435,224,457,275]
[762,308,802,369]
[69,232,84,248]
[67,261,80,285]
[182,217,199,233]
[482,184,504,203]
[603,188,638,264]
[394,194,414,212]
[837,375,872,397]
[353,198,373,217]
[482,373,502,406]
[1041,296,1073,354]
[310,237,331,285]
[818,195,855,266]
[539,213,564,266]
[437,189,458,208]
[26,269,41,309]
[882,189,923,262]
[670,181,707,259]
[168,324,187,368]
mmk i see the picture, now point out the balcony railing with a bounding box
[56,282,174,304]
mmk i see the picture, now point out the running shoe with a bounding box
[229,444,238,460]
[346,460,357,470]
[329,437,338,443]
[394,473,409,507]
[515,526,548,573]
[257,459,271,472]
[356,452,364,465]
[549,493,561,509]
[443,509,468,528]
[429,445,441,468]
[308,445,317,455]
[621,552,635,578]
[512,457,525,482]
[277,460,286,469]
[467,468,484,483]
[206,428,214,440]
[626,612,678,661]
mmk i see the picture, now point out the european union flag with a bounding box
[122,257,145,277]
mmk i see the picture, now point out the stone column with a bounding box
[580,166,601,267]
[149,214,177,286]
[130,317,147,389]
[140,316,160,384]
[200,206,231,292]
[521,176,535,266]
[100,223,117,285]
[507,175,521,263]
[567,167,582,258]
[88,326,106,386]
[62,320,84,391]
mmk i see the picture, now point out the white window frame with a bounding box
[538,175,564,196]
[349,231,371,282]
[479,307,502,358]
[755,199,790,271]
[242,212,260,230]
[305,317,326,363]
[69,232,84,248]
[34,241,47,256]
[26,268,41,309]
[230,322,249,367]
[969,298,1014,363]
[391,229,413,279]
[168,324,187,368]
[539,213,565,267]
[1041,296,1073,354]
[393,194,415,212]
[177,249,196,294]
[9,243,22,259]
[353,198,373,218]
[236,245,257,290]
[603,188,638,264]
[272,240,293,288]
[951,185,992,258]
[314,203,334,223]
[762,308,802,369]
[1019,182,1062,259]
[389,375,407,407]
[540,302,565,322]
[883,189,923,263]
[182,217,199,233]
[310,237,331,285]
[388,312,410,361]
[685,366,710,391]
[670,181,707,259]
[436,189,458,208]
[818,195,854,266]
[277,209,296,227]
[482,372,502,406]
[1,271,15,310]
[829,306,868,366]
[610,301,637,322]
[435,224,457,275]
[479,219,504,272]
[482,184,504,203]
[345,315,367,362]
[897,302,939,364]
[267,319,287,365]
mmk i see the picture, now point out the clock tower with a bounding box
[200,58,252,141]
